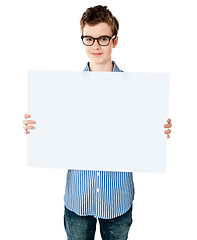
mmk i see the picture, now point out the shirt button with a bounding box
[97,188,99,192]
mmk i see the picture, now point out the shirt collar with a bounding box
[83,61,122,72]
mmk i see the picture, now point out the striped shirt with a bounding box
[64,61,135,219]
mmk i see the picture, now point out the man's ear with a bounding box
[113,35,118,48]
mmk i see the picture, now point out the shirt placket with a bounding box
[95,170,101,216]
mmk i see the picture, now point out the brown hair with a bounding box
[80,5,119,36]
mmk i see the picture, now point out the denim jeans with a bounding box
[64,205,133,240]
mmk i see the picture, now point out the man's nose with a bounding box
[92,39,101,48]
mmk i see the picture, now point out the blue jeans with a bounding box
[64,205,133,240]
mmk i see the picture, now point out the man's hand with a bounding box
[164,118,172,139]
[23,114,36,134]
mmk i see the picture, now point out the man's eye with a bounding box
[86,38,93,41]
[100,37,108,41]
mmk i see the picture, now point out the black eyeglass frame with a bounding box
[81,35,116,46]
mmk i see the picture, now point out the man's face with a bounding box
[82,22,118,66]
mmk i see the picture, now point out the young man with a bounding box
[23,5,172,240]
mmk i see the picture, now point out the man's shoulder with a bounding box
[83,62,90,72]
[112,61,123,72]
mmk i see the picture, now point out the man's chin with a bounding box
[90,59,106,65]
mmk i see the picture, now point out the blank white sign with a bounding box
[27,71,170,172]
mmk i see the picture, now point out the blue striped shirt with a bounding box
[64,61,135,219]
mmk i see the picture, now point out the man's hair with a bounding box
[80,5,119,36]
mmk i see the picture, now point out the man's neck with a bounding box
[89,60,113,72]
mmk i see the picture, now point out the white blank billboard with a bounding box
[27,71,170,172]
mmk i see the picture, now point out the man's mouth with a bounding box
[91,53,102,56]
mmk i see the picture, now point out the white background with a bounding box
[0,0,196,239]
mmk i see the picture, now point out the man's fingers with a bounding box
[24,114,31,118]
[165,119,172,139]
[167,118,171,123]
[164,129,171,134]
[23,120,35,124]
[23,114,35,134]
[23,125,35,130]
[164,123,172,128]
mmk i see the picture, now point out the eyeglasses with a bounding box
[81,35,116,46]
